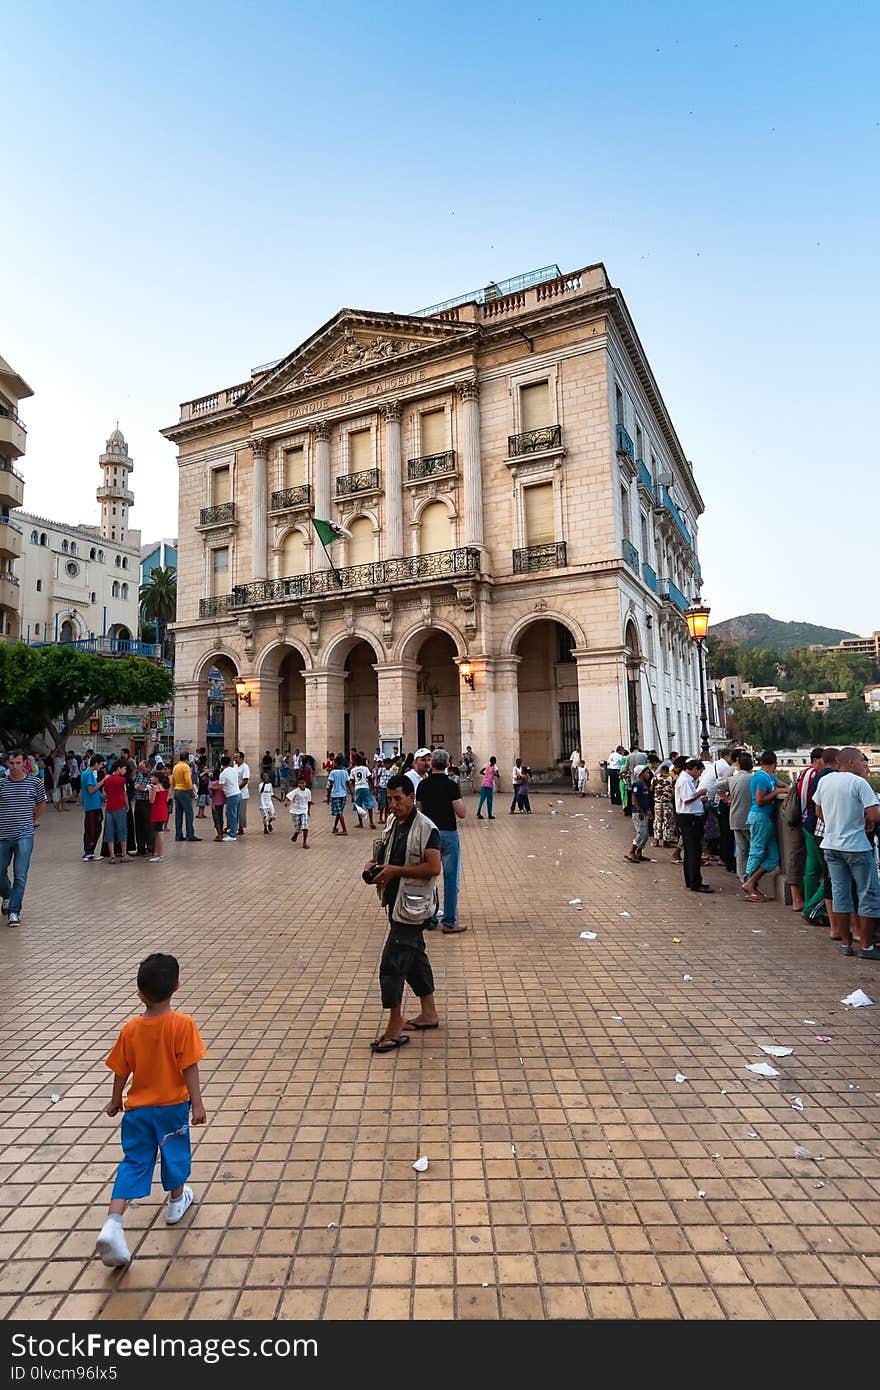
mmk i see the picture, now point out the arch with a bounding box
[122,556,129,570]
[624,616,643,657]
[39,533,48,546]
[280,529,307,577]
[89,546,97,560]
[98,549,105,563]
[115,555,121,567]
[623,617,644,748]
[346,515,375,566]
[395,616,467,664]
[339,505,380,534]
[69,542,78,556]
[411,492,457,524]
[255,635,313,677]
[111,580,120,598]
[121,583,129,600]
[61,539,69,552]
[59,619,76,643]
[30,529,38,544]
[513,617,581,776]
[193,647,241,684]
[502,608,587,657]
[111,623,132,642]
[418,499,453,554]
[321,627,385,672]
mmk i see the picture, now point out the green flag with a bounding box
[311,517,352,547]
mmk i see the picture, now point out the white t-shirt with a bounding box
[237,762,251,799]
[675,772,704,816]
[292,754,302,770]
[406,769,423,792]
[259,782,274,810]
[219,766,240,799]
[570,749,581,767]
[607,751,622,770]
[512,764,523,783]
[287,787,312,816]
[812,771,876,852]
[350,766,372,791]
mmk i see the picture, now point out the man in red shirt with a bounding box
[102,763,130,863]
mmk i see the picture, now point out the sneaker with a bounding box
[8,913,20,927]
[149,856,162,863]
[165,1186,194,1225]
[96,1218,130,1267]
[81,853,94,862]
[222,834,237,842]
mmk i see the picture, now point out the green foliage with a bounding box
[0,643,173,752]
[709,612,857,652]
[139,567,177,658]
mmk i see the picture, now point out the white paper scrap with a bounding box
[759,1045,794,1057]
[619,911,631,918]
[803,1019,817,1025]
[683,975,693,982]
[791,1097,805,1112]
[579,931,598,940]
[745,1061,780,1078]
[412,1156,429,1172]
[610,1015,623,1021]
[568,898,583,906]
[49,1093,61,1104]
[697,1190,707,1198]
[674,1073,688,1084]
[841,989,874,1008]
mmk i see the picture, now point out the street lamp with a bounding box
[684,600,711,758]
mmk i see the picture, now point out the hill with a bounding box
[709,613,858,652]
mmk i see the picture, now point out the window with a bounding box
[347,517,374,565]
[65,560,79,578]
[40,532,48,546]
[615,384,625,427]
[90,592,96,604]
[520,381,550,432]
[122,557,128,570]
[115,555,121,566]
[90,547,96,560]
[640,512,649,558]
[559,701,580,752]
[70,542,77,556]
[348,429,371,474]
[61,539,68,552]
[283,447,305,487]
[211,546,229,597]
[36,579,42,592]
[635,424,643,460]
[30,530,38,543]
[556,626,576,664]
[524,482,554,545]
[121,583,129,599]
[111,580,120,598]
[420,410,445,455]
[281,531,306,577]
[419,501,452,554]
[98,550,104,562]
[620,485,631,542]
[34,622,40,636]
[211,465,231,505]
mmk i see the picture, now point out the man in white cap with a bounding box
[407,749,432,794]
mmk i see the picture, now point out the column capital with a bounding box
[249,437,269,460]
[383,399,402,422]
[456,378,480,403]
[313,419,331,441]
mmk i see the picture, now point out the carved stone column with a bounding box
[313,421,331,569]
[456,379,483,550]
[384,401,404,559]
[304,667,347,770]
[250,438,268,581]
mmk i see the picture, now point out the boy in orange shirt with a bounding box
[96,953,207,1268]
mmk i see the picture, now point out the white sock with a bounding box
[108,1213,123,1225]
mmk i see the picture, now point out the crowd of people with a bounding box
[604,741,880,962]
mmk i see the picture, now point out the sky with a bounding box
[4,0,878,632]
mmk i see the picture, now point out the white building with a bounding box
[16,428,143,650]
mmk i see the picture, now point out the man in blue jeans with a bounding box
[812,747,880,960]
[416,748,467,933]
[0,749,48,927]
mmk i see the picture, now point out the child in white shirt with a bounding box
[286,776,312,848]
[577,763,589,797]
[258,779,275,833]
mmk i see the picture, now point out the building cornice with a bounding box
[14,511,142,553]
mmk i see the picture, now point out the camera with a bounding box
[362,863,383,884]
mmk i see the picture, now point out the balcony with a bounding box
[622,538,639,573]
[336,468,380,499]
[615,424,634,461]
[179,381,251,423]
[407,451,456,482]
[642,561,658,594]
[657,486,693,549]
[270,484,312,512]
[512,541,568,573]
[30,636,163,660]
[0,408,27,459]
[199,594,235,618]
[96,485,135,505]
[637,458,653,492]
[0,570,20,610]
[199,502,236,528]
[0,460,25,509]
[507,425,562,457]
[0,517,23,560]
[229,546,481,608]
[660,577,689,613]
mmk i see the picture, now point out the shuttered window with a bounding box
[211,546,229,596]
[284,447,304,486]
[420,409,445,455]
[524,483,554,545]
[520,381,550,431]
[211,466,231,505]
[348,517,374,565]
[420,501,452,553]
[348,429,371,473]
[281,531,306,576]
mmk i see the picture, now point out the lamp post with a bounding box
[684,601,711,758]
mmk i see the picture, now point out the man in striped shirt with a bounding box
[0,749,48,927]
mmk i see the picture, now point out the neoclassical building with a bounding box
[163,263,705,778]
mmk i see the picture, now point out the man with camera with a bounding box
[363,774,442,1052]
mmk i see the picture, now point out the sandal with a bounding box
[370,1034,411,1053]
[402,1019,440,1030]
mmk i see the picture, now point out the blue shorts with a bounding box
[377,788,388,808]
[354,787,375,811]
[111,1100,192,1200]
[104,807,128,845]
[330,795,346,816]
[746,811,780,876]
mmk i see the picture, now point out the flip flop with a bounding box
[370,1034,411,1053]
[402,1020,440,1030]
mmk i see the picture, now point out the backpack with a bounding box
[783,781,802,829]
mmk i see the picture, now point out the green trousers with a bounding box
[802,830,827,922]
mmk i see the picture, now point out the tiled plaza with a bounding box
[1,791,879,1322]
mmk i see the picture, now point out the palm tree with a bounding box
[139,566,177,657]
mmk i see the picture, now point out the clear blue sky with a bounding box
[5,1,878,632]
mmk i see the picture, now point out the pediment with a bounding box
[243,309,477,405]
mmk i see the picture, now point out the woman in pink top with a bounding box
[477,757,499,819]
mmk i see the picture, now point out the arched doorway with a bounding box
[204,656,239,765]
[278,648,306,754]
[514,619,579,777]
[624,620,644,749]
[59,619,76,643]
[344,641,379,754]
[419,501,452,554]
[411,631,460,752]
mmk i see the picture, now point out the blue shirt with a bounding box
[0,774,47,839]
[750,769,777,816]
[327,768,349,797]
[632,780,650,815]
[81,768,102,812]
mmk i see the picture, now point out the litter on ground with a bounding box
[791,1097,805,1111]
[758,1045,794,1057]
[674,1073,688,1084]
[841,989,874,1008]
[579,931,598,940]
[746,1061,780,1078]
[412,1156,429,1172]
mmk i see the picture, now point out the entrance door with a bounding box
[344,712,351,754]
[558,702,580,760]
[417,709,427,747]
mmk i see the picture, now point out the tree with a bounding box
[139,566,177,656]
[0,643,173,753]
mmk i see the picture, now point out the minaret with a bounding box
[98,425,134,542]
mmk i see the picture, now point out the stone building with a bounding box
[163,263,705,777]
[0,352,34,641]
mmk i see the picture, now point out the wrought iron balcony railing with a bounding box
[230,546,481,608]
[407,451,456,481]
[660,577,688,612]
[507,425,562,457]
[199,594,235,617]
[0,458,25,483]
[270,484,311,511]
[0,405,26,431]
[657,486,693,549]
[622,538,640,572]
[642,561,658,594]
[512,541,567,573]
[637,457,653,491]
[336,468,380,498]
[199,502,236,527]
[616,423,634,460]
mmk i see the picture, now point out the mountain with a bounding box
[709,613,858,652]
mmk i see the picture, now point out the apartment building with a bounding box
[0,353,34,640]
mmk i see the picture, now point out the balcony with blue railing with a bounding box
[658,486,693,549]
[622,538,639,573]
[637,458,653,492]
[660,578,688,612]
[30,636,163,660]
[615,423,634,461]
[642,561,658,594]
